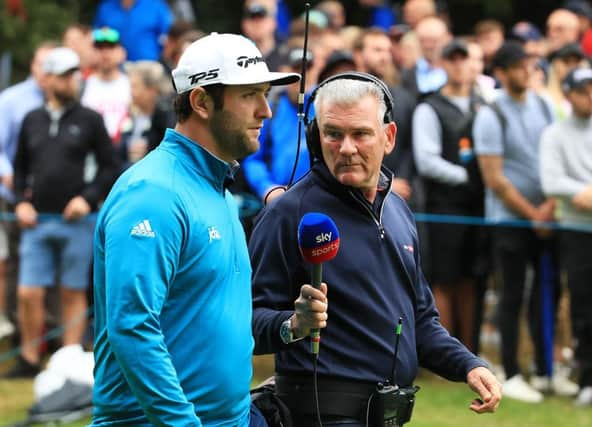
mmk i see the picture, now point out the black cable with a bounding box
[303,9,320,425]
[313,354,323,427]
[286,2,311,188]
[365,393,375,427]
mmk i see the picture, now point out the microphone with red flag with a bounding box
[297,212,340,354]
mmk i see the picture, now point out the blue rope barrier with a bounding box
[2,198,591,233]
[0,212,98,223]
[414,212,592,232]
[1,203,591,364]
[0,307,93,364]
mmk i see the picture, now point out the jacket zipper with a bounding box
[349,190,388,239]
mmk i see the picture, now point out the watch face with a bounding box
[280,319,292,344]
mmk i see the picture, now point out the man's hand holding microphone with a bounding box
[288,212,340,354]
[289,282,329,340]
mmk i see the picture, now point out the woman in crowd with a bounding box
[117,60,174,168]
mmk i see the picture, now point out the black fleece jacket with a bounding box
[14,102,118,213]
[250,161,487,387]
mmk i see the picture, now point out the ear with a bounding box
[352,49,364,71]
[384,122,397,155]
[493,67,505,84]
[117,45,127,64]
[189,87,212,120]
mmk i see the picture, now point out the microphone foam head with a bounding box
[298,212,340,264]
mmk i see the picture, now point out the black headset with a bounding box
[303,71,395,160]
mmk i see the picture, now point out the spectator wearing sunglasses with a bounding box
[81,28,131,144]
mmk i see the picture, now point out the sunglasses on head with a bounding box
[93,28,120,45]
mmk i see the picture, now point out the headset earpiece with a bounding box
[303,72,395,161]
[305,118,321,161]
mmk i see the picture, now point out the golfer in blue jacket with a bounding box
[91,33,299,426]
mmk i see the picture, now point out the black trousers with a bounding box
[494,227,559,379]
[561,230,592,387]
[291,415,364,427]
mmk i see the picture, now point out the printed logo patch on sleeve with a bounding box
[130,220,156,238]
[208,226,221,243]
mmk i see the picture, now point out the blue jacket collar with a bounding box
[160,128,238,192]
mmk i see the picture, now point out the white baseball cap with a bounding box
[42,47,80,75]
[172,33,300,94]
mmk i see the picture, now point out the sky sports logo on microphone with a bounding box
[298,212,340,264]
[305,240,340,261]
[316,232,333,243]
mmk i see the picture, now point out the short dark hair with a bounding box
[353,27,389,52]
[173,91,193,123]
[203,84,225,110]
[474,19,504,37]
[173,84,226,123]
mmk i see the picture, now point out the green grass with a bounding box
[410,374,591,427]
[2,363,590,427]
[0,379,90,426]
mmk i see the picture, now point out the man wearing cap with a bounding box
[510,21,547,58]
[413,38,486,352]
[91,33,300,426]
[540,67,592,407]
[473,41,564,403]
[241,0,282,72]
[545,42,587,119]
[1,47,117,379]
[81,27,131,143]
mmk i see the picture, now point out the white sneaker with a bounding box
[503,374,544,403]
[0,313,15,339]
[575,386,592,407]
[530,375,580,396]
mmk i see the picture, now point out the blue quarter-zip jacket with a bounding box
[250,161,486,387]
[92,129,253,426]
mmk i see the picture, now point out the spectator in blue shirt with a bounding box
[400,16,451,99]
[242,46,315,203]
[0,41,55,341]
[94,0,173,61]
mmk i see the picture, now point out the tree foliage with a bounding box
[0,0,97,86]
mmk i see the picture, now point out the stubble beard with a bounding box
[210,110,257,161]
[508,78,528,96]
[53,89,77,106]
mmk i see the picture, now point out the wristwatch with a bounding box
[280,315,304,344]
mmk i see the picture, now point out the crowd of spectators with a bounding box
[0,0,591,409]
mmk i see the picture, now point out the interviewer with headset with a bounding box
[249,72,502,427]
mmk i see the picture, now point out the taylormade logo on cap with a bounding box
[172,32,300,93]
[236,56,265,68]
